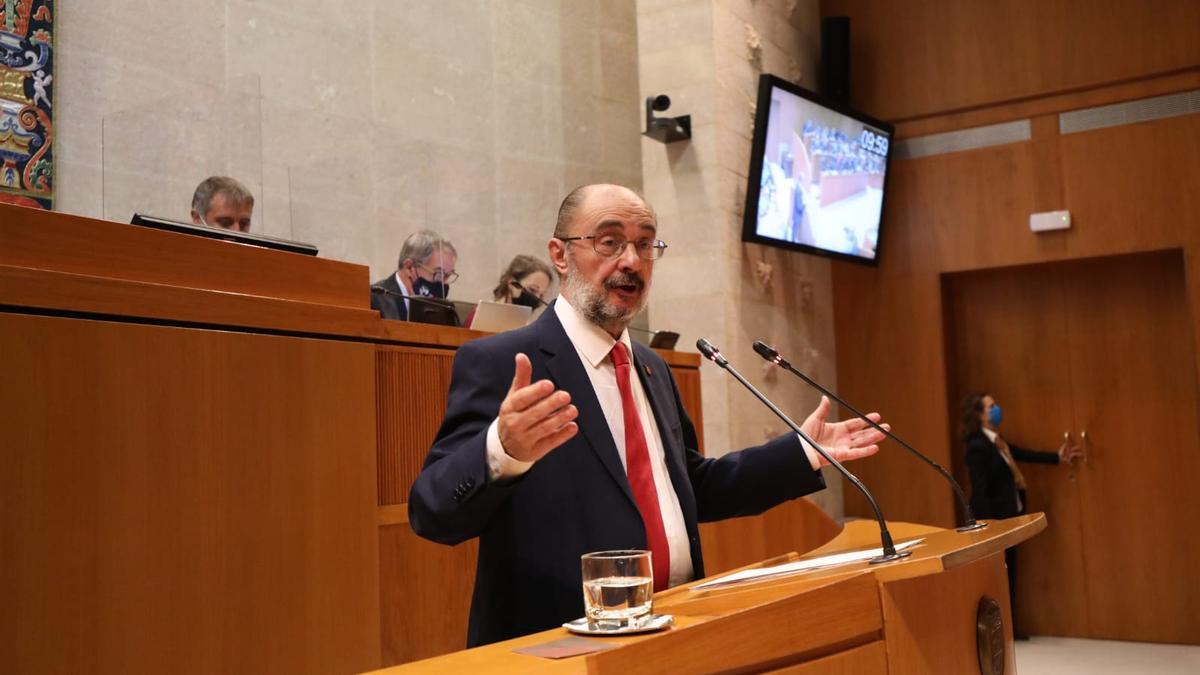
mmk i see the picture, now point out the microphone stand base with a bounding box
[955,521,989,533]
[869,549,913,565]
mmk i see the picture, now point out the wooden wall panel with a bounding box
[376,347,456,505]
[0,313,380,675]
[1058,113,1200,254]
[882,138,1068,276]
[895,70,1200,139]
[671,364,706,454]
[836,110,1200,524]
[378,524,478,665]
[699,498,842,576]
[821,0,1200,122]
[834,267,959,527]
[828,5,1200,640]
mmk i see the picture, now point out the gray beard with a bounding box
[560,256,649,334]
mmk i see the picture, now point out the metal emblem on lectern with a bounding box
[976,596,1005,675]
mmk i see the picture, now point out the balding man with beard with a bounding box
[408,184,888,646]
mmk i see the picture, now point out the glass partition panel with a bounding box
[102,75,262,228]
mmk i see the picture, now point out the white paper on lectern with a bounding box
[691,538,924,591]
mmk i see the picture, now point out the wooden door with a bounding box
[944,261,1090,638]
[1063,251,1200,643]
[944,249,1200,643]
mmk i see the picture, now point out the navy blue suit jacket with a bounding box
[408,305,825,646]
[965,430,1059,520]
[370,274,407,321]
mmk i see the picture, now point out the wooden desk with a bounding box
[366,515,1044,675]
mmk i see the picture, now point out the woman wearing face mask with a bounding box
[960,392,1082,639]
[465,255,553,328]
[492,254,552,309]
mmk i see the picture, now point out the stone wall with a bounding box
[54,0,643,304]
[51,0,841,515]
[638,0,843,516]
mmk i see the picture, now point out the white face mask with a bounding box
[196,213,224,230]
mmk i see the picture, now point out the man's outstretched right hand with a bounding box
[497,353,579,462]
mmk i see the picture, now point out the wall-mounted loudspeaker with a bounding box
[820,16,851,105]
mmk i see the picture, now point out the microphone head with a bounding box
[752,340,779,361]
[753,339,791,369]
[695,338,728,366]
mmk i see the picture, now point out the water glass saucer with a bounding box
[562,613,674,636]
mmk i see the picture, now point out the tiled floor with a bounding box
[1015,636,1200,674]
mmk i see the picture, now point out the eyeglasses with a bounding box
[557,234,669,261]
[417,262,459,284]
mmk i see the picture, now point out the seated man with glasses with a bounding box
[408,183,887,646]
[371,229,459,321]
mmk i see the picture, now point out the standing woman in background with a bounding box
[961,392,1082,638]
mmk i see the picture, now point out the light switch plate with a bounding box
[1030,210,1071,232]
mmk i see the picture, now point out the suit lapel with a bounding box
[381,275,408,321]
[537,307,637,509]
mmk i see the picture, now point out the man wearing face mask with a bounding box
[371,230,458,321]
[961,392,1083,638]
[408,184,889,646]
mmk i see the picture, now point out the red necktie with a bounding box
[610,342,670,591]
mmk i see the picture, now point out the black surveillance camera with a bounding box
[643,94,691,144]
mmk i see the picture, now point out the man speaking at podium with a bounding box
[408,184,886,646]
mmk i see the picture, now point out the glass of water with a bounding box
[581,550,654,630]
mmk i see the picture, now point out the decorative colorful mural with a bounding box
[0,0,53,210]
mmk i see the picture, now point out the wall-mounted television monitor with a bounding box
[742,74,894,265]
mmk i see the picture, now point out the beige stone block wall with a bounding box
[638,0,843,517]
[52,0,842,514]
[53,0,643,306]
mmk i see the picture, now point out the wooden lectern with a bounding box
[364,514,1045,675]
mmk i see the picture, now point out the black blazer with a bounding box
[965,430,1058,520]
[408,305,825,646]
[370,274,407,320]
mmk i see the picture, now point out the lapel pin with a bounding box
[643,364,652,378]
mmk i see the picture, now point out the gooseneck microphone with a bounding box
[752,340,986,532]
[696,338,911,564]
[370,285,472,327]
[509,281,550,308]
[370,285,472,308]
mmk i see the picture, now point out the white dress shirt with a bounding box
[485,297,695,587]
